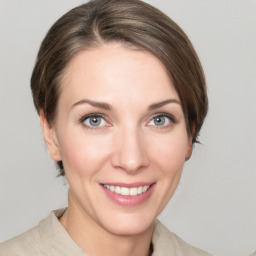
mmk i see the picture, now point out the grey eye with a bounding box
[153,116,166,126]
[148,115,172,127]
[84,116,106,127]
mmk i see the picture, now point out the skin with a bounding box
[40,43,193,256]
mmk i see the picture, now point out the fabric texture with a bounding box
[0,209,211,256]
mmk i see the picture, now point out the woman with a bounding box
[0,0,211,255]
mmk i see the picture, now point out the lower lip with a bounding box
[101,184,155,207]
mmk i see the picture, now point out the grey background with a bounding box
[0,0,255,255]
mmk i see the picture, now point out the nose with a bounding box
[111,126,149,174]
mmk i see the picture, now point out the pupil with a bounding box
[90,117,101,126]
[154,116,165,126]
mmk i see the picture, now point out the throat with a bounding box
[60,190,155,256]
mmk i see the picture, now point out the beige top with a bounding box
[0,209,211,256]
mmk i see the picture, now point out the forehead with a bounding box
[59,43,179,106]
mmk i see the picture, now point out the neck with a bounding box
[59,191,154,256]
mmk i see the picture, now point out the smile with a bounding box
[103,185,150,196]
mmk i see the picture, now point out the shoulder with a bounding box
[0,209,86,256]
[152,220,212,256]
[0,209,66,256]
[0,226,42,256]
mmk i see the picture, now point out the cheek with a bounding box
[57,131,111,176]
[157,141,187,158]
[149,133,188,173]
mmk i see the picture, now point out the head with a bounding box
[31,0,208,176]
[31,0,208,236]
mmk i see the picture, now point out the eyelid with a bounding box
[146,113,176,127]
[152,113,176,122]
[80,113,106,122]
[79,113,110,129]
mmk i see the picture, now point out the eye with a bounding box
[81,114,107,128]
[147,114,175,127]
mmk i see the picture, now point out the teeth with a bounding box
[121,187,129,195]
[103,185,150,196]
[129,187,137,196]
[137,186,143,194]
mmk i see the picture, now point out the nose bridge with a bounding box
[112,124,149,173]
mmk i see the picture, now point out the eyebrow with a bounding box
[72,99,112,111]
[148,99,181,110]
[72,98,180,111]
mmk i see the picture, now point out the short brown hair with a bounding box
[31,0,208,175]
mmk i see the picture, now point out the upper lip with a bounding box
[100,182,155,188]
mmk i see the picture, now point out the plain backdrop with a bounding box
[0,1,255,255]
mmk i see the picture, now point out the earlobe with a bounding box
[39,111,61,161]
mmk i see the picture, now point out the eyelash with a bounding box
[147,113,176,128]
[79,112,176,130]
[79,113,108,130]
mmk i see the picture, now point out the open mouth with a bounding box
[103,184,151,196]
[101,183,156,206]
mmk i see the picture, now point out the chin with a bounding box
[99,211,156,236]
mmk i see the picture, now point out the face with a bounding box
[41,43,192,236]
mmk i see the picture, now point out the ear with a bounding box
[39,110,61,162]
[185,124,195,161]
[185,139,193,161]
